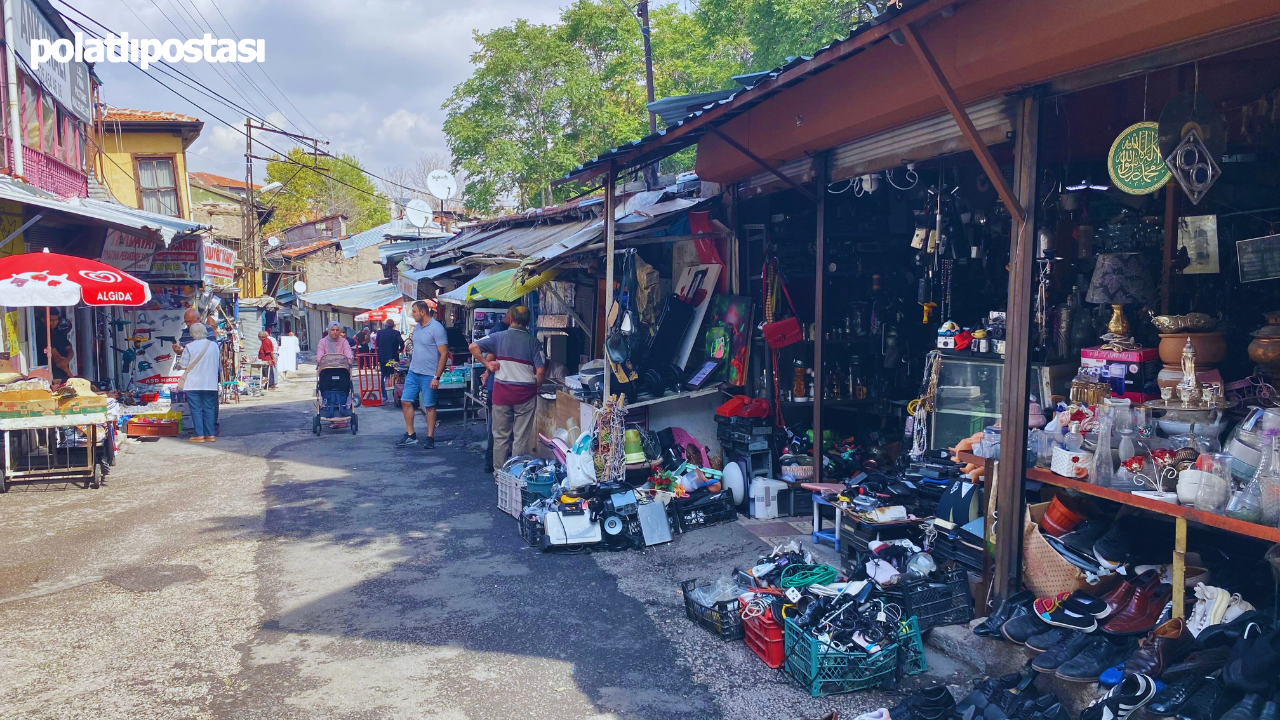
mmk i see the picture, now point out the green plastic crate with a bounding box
[898,617,927,677]
[782,616,925,697]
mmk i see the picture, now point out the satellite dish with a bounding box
[266,236,280,247]
[292,280,307,294]
[405,198,432,228]
[426,170,457,200]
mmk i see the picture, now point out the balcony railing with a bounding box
[4,137,88,198]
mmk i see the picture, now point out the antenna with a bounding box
[266,236,280,247]
[405,199,432,228]
[426,170,458,201]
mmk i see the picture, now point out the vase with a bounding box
[1249,311,1280,378]
[1158,332,1226,370]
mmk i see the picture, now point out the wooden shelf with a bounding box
[1025,466,1280,544]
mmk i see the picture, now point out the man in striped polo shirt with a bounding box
[469,305,545,469]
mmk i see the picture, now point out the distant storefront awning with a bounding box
[468,267,561,303]
[437,265,513,305]
[298,280,403,313]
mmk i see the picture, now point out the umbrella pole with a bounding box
[45,306,52,379]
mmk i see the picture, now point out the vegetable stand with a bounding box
[0,412,110,492]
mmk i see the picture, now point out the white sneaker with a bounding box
[1222,593,1256,623]
[1208,586,1232,626]
[1187,583,1214,636]
[852,710,889,720]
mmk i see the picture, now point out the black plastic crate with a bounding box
[519,515,544,547]
[886,566,974,632]
[669,492,737,533]
[680,578,745,640]
[718,430,771,451]
[777,488,814,517]
[714,415,772,434]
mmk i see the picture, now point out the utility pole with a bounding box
[638,0,659,190]
[242,117,260,297]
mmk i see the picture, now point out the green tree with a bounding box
[695,0,870,73]
[260,149,389,236]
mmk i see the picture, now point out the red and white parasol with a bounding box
[0,250,151,307]
[355,302,403,323]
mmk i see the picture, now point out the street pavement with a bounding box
[0,366,958,719]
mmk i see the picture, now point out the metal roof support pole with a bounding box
[992,94,1039,604]
[602,161,617,404]
[708,127,817,205]
[902,24,1026,226]
[812,151,828,482]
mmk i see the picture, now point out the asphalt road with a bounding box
[0,367,950,719]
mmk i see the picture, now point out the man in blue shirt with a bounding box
[396,301,449,449]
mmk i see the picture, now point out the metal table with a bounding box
[0,412,111,492]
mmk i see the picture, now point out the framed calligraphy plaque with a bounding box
[1108,121,1171,195]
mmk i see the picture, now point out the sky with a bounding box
[73,0,568,182]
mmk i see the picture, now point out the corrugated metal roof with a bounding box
[379,237,448,264]
[339,222,392,258]
[399,263,461,281]
[298,280,403,312]
[280,239,338,258]
[0,178,207,245]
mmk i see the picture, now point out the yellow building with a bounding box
[96,109,204,220]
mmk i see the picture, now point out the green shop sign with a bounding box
[1108,121,1170,195]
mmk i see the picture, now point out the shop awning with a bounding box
[436,265,514,305]
[397,263,461,282]
[0,177,206,245]
[467,267,561,303]
[297,280,403,313]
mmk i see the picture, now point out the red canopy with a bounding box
[355,302,403,323]
[0,251,151,307]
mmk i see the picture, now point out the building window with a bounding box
[136,157,180,216]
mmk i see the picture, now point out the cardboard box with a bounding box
[1080,346,1161,402]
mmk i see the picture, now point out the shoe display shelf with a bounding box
[782,615,926,697]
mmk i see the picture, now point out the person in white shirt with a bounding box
[277,331,300,377]
[178,323,221,443]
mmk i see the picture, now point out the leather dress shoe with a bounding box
[1123,617,1194,677]
[1198,610,1261,649]
[1003,609,1052,644]
[1175,676,1241,720]
[1028,702,1070,720]
[1162,646,1230,680]
[976,590,1035,638]
[1056,635,1137,682]
[956,673,1021,716]
[1148,673,1211,716]
[1099,571,1149,618]
[1260,700,1280,720]
[1221,693,1266,720]
[890,684,956,719]
[1025,628,1071,653]
[1105,579,1173,635]
[1031,631,1091,673]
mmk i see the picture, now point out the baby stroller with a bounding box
[314,355,358,435]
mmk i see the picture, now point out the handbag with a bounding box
[760,259,803,349]
[176,341,212,392]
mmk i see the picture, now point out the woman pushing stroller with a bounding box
[316,322,355,367]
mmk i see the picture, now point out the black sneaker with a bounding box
[1003,609,1052,644]
[1031,630,1092,673]
[1094,521,1136,569]
[422,436,436,450]
[976,590,1036,638]
[1081,673,1157,720]
[1148,672,1211,715]
[395,433,419,448]
[1041,595,1101,632]
[1025,627,1072,652]
[1056,636,1137,682]
[890,684,956,719]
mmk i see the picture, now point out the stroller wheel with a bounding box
[313,415,321,435]
[350,414,358,435]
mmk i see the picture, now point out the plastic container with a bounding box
[494,469,525,519]
[1040,495,1087,537]
[680,579,745,640]
[669,492,737,534]
[743,606,785,668]
[749,479,789,519]
[524,476,557,499]
[782,616,925,697]
[886,566,975,632]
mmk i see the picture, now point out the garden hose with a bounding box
[779,563,839,588]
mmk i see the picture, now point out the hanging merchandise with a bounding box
[761,258,802,349]
[1164,128,1221,205]
[1106,121,1171,195]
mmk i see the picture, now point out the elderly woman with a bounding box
[315,321,354,367]
[257,330,278,389]
[178,323,221,443]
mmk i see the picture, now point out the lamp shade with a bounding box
[1086,252,1153,305]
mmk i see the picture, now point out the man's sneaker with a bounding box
[423,436,436,450]
[1031,630,1093,673]
[1080,673,1157,720]
[395,433,419,448]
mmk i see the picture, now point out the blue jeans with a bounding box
[188,390,217,437]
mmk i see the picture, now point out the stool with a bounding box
[811,492,841,552]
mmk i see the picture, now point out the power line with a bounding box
[175,0,291,129]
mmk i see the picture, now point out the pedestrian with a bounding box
[277,331,300,377]
[177,323,220,443]
[469,305,544,469]
[172,307,221,434]
[375,318,404,402]
[477,316,508,473]
[396,300,448,449]
[316,321,354,366]
[356,328,372,355]
[342,328,356,351]
[257,330,278,389]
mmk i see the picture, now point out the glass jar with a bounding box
[1092,411,1115,487]
[1260,435,1280,526]
[1194,453,1233,513]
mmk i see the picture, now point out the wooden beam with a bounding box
[902,24,1026,226]
[1162,185,1179,315]
[812,151,828,482]
[602,162,616,403]
[709,127,817,204]
[992,94,1039,602]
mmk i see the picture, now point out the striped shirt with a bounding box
[476,327,544,405]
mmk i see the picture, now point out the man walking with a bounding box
[397,301,449,449]
[469,306,544,469]
[375,318,404,402]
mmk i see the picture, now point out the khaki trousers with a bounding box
[491,397,537,468]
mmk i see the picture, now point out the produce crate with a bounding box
[886,567,974,633]
[783,615,901,696]
[744,606,785,668]
[494,469,525,519]
[668,492,737,534]
[126,419,179,437]
[680,579,745,640]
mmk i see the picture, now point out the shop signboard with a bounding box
[201,241,236,283]
[151,237,201,279]
[1107,121,1170,195]
[99,230,156,272]
[1237,234,1280,283]
[10,0,92,123]
[397,271,418,299]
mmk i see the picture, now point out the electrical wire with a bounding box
[779,564,839,588]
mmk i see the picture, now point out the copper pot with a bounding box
[1249,311,1280,378]
[1158,332,1226,369]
